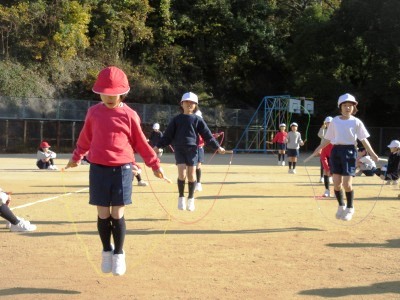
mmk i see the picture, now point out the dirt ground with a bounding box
[0,153,399,300]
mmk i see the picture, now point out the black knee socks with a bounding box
[334,190,345,206]
[178,179,185,197]
[188,181,196,198]
[97,216,112,251]
[324,175,330,190]
[111,217,126,255]
[196,169,201,183]
[345,191,354,208]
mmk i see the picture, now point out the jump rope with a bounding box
[59,132,233,275]
[300,105,387,226]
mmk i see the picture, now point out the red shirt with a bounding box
[72,103,160,170]
[272,131,287,143]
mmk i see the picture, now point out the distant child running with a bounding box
[154,92,225,211]
[267,123,287,166]
[148,123,163,158]
[1,187,37,232]
[312,93,379,221]
[319,117,334,197]
[65,66,163,276]
[194,110,223,192]
[285,122,304,173]
[36,141,58,170]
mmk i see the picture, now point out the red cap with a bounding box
[92,66,130,96]
[40,141,50,148]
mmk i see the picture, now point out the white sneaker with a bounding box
[187,198,195,211]
[137,180,148,186]
[322,189,330,197]
[288,169,293,174]
[385,181,391,185]
[329,177,333,184]
[10,219,37,232]
[335,205,346,220]
[319,177,324,183]
[6,216,24,229]
[178,197,186,210]
[342,207,355,221]
[112,251,126,276]
[195,182,203,192]
[392,180,398,185]
[292,169,296,174]
[101,244,114,273]
[281,161,285,166]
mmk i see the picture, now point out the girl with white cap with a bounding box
[268,123,288,166]
[285,122,304,173]
[312,93,379,221]
[154,92,225,212]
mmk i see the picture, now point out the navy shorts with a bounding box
[287,148,299,157]
[277,143,286,151]
[174,146,199,166]
[89,163,133,207]
[198,147,205,164]
[329,145,357,176]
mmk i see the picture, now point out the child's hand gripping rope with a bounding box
[154,168,172,183]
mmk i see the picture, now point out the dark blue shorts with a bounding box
[198,147,205,163]
[287,148,299,157]
[277,143,286,151]
[330,145,357,176]
[174,146,199,166]
[89,163,133,207]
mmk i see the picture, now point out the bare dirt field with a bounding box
[0,153,399,300]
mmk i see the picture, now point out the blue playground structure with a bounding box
[233,95,314,153]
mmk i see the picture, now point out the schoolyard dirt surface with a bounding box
[0,153,399,300]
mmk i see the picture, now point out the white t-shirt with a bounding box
[359,156,376,170]
[324,116,369,145]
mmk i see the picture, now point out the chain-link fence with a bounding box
[0,96,398,154]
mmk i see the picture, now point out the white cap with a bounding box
[324,116,333,123]
[290,122,298,127]
[153,123,160,130]
[181,92,198,104]
[387,140,400,148]
[195,110,203,118]
[279,123,286,128]
[338,93,358,108]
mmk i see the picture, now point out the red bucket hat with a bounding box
[40,141,50,148]
[92,66,130,96]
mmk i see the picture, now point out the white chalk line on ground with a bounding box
[10,188,89,211]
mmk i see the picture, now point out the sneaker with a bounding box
[392,180,398,185]
[322,189,330,197]
[385,181,392,185]
[281,161,285,166]
[292,169,296,174]
[335,205,346,220]
[10,219,37,232]
[288,169,293,174]
[187,198,195,211]
[195,182,203,192]
[101,244,114,273]
[137,180,148,186]
[112,251,126,276]
[319,177,324,183]
[6,216,24,229]
[329,177,333,184]
[178,197,186,210]
[342,207,355,221]
[47,165,58,170]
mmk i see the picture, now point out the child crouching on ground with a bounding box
[36,141,58,170]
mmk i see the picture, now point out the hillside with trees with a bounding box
[0,0,399,125]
